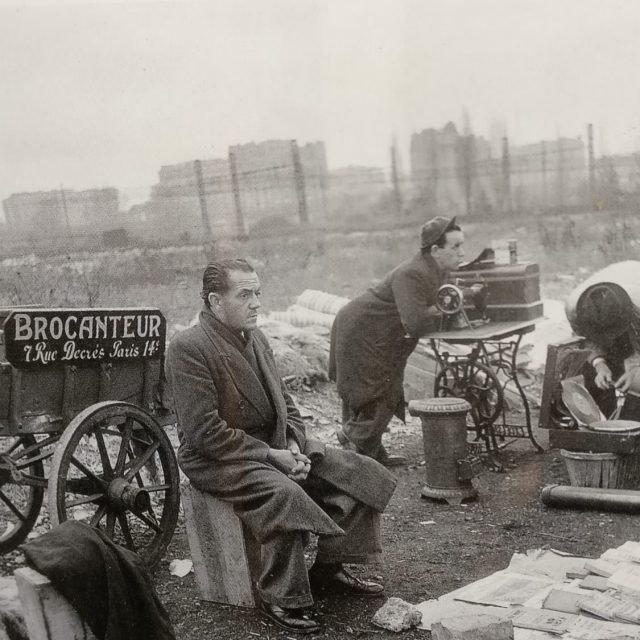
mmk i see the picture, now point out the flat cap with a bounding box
[420,216,456,249]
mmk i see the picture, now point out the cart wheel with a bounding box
[0,435,45,552]
[434,359,504,427]
[48,401,179,567]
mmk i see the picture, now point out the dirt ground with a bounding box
[0,382,636,638]
[131,383,640,639]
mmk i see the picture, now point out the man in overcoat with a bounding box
[165,258,396,634]
[329,217,465,466]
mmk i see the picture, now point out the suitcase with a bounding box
[451,262,543,322]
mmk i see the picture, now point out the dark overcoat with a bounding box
[165,307,396,543]
[329,251,445,419]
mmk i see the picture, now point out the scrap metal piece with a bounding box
[541,484,640,513]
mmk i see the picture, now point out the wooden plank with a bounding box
[181,483,257,607]
[14,567,96,640]
[428,320,536,342]
[538,338,589,429]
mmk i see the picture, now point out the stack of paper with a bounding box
[417,545,640,638]
[579,590,640,623]
[607,563,640,597]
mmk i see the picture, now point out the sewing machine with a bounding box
[436,280,489,331]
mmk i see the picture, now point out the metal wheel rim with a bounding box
[48,401,179,567]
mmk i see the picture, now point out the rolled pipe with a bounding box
[541,484,640,513]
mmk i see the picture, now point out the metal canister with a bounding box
[408,397,478,505]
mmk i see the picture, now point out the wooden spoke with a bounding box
[106,511,116,538]
[124,441,160,481]
[16,449,55,468]
[117,513,136,551]
[66,493,104,509]
[0,490,28,522]
[69,456,108,488]
[94,429,114,480]
[90,504,108,528]
[114,418,134,475]
[144,483,171,492]
[131,511,163,534]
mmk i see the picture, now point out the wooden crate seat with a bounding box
[180,482,261,608]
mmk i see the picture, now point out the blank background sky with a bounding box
[2,0,640,204]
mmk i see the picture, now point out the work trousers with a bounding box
[341,396,398,459]
[258,476,382,607]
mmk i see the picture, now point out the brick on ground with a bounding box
[372,597,422,632]
[431,614,514,640]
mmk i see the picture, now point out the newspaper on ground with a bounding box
[607,564,640,596]
[542,587,595,615]
[508,549,592,582]
[567,615,640,640]
[415,597,510,631]
[578,590,640,623]
[447,570,556,608]
[417,543,640,639]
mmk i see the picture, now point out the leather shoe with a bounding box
[259,602,320,634]
[311,565,385,596]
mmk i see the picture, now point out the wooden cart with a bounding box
[0,306,180,566]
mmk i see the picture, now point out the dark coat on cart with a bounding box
[329,251,446,420]
[164,307,396,544]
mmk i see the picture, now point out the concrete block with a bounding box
[181,482,261,607]
[372,597,423,632]
[431,614,514,640]
[14,567,95,640]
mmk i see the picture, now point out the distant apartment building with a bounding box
[410,122,493,216]
[2,188,118,241]
[147,158,235,241]
[510,137,587,212]
[230,139,327,228]
[410,122,587,215]
[145,140,328,241]
[596,153,640,193]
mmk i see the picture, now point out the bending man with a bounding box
[565,260,640,419]
[329,217,465,466]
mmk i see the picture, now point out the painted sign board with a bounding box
[3,308,166,368]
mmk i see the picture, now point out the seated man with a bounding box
[165,258,396,634]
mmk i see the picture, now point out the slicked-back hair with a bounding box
[201,258,255,307]
[421,220,462,255]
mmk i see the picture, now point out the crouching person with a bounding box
[165,258,397,634]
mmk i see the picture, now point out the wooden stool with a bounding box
[181,482,261,607]
[15,567,97,640]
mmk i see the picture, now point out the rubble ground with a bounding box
[149,384,639,638]
[0,384,636,638]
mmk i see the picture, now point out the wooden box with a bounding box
[181,482,261,608]
[452,262,543,322]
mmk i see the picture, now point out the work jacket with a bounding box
[329,251,445,418]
